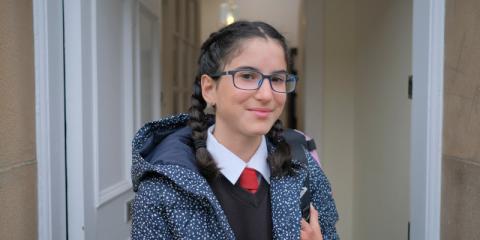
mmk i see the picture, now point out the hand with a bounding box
[300,204,323,240]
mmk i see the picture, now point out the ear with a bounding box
[201,74,217,105]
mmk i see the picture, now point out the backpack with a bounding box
[283,129,318,222]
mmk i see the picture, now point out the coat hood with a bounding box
[130,114,339,239]
[131,113,200,191]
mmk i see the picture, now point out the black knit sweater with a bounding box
[209,174,273,240]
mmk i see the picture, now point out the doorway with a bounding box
[302,0,412,239]
[35,0,444,239]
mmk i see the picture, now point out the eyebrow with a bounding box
[229,66,288,74]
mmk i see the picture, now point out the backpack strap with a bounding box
[283,129,314,221]
[305,139,317,152]
[284,129,309,164]
[283,129,318,160]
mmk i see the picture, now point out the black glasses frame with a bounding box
[211,69,297,93]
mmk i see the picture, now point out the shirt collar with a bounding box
[206,125,270,184]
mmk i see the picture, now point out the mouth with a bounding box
[248,107,273,118]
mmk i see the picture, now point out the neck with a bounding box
[213,122,262,162]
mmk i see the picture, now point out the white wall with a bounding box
[200,0,301,47]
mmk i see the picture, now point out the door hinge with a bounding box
[408,221,411,240]
[408,75,413,99]
[126,199,133,223]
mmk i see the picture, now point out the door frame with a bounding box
[33,0,67,239]
[410,0,445,239]
[34,0,445,239]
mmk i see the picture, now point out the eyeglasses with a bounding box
[211,69,297,93]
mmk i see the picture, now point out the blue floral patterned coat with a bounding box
[131,114,339,240]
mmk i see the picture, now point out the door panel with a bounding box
[66,0,161,239]
[137,1,161,126]
[97,0,129,194]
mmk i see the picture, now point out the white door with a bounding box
[64,0,161,239]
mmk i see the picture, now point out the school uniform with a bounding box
[131,113,339,240]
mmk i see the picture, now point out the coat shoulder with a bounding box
[306,153,340,239]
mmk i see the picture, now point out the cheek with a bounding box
[275,94,287,108]
[215,84,251,110]
[224,89,253,106]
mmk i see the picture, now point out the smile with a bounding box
[248,108,273,118]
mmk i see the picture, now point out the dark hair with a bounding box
[188,21,294,181]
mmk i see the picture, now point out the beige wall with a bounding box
[200,0,222,42]
[200,0,301,47]
[312,0,412,240]
[305,0,356,239]
[442,0,480,238]
[353,0,412,239]
[316,0,412,239]
[0,0,37,239]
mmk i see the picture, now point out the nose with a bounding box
[255,78,274,101]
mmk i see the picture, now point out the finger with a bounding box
[300,229,308,240]
[300,229,307,240]
[300,218,310,232]
[309,203,320,230]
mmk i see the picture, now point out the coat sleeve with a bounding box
[306,152,340,240]
[131,176,174,240]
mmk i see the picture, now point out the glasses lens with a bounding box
[270,73,297,93]
[284,75,297,93]
[233,70,262,90]
[270,73,288,92]
[232,70,297,93]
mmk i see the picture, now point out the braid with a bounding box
[267,119,295,177]
[189,21,295,179]
[188,79,219,181]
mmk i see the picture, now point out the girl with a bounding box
[131,21,339,240]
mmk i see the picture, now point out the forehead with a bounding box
[224,37,287,71]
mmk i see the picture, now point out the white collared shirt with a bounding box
[206,125,271,185]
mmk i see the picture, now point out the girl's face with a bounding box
[202,37,287,138]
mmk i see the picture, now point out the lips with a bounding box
[248,107,273,113]
[248,107,273,118]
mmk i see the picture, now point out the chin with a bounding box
[245,123,275,136]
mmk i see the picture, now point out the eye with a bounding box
[236,71,259,81]
[271,74,287,83]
